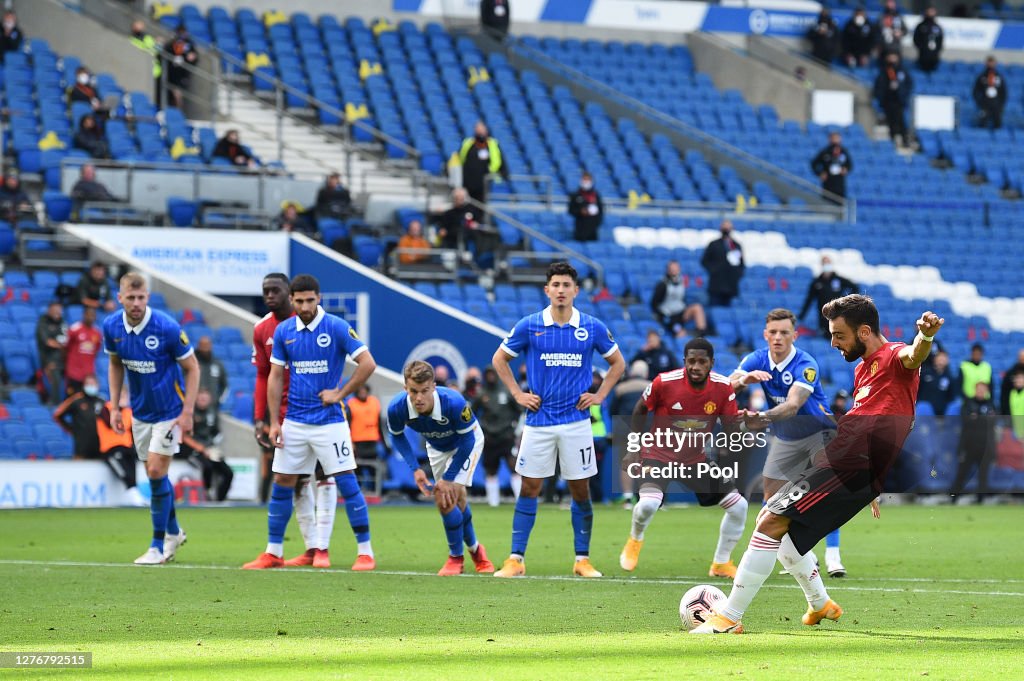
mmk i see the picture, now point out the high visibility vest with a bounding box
[590,404,607,438]
[131,34,162,78]
[458,136,502,174]
[959,360,992,398]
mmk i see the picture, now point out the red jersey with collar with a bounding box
[65,321,102,382]
[641,369,738,464]
[252,311,294,422]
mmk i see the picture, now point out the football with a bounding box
[680,585,726,630]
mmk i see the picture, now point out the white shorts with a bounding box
[132,418,180,460]
[515,419,596,480]
[426,424,484,487]
[272,419,356,476]
[764,430,835,482]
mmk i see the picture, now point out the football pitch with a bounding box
[1,504,1021,680]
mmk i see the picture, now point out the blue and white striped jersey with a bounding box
[270,306,366,426]
[737,346,836,440]
[103,307,194,424]
[500,306,618,427]
[385,386,477,451]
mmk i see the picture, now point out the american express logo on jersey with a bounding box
[122,359,157,374]
[292,359,329,374]
[540,352,583,367]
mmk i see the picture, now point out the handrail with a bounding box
[498,33,850,211]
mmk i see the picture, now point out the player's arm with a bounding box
[578,347,625,410]
[176,353,200,436]
[267,362,285,447]
[388,410,433,497]
[319,347,377,406]
[745,382,813,430]
[107,353,126,434]
[52,395,76,434]
[492,347,540,411]
[898,311,944,370]
[729,353,772,393]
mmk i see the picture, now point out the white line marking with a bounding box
[1,560,1022,597]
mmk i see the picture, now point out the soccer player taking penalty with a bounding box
[693,295,941,633]
[387,361,496,575]
[104,272,199,565]
[243,274,378,571]
[491,262,626,578]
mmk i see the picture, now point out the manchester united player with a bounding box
[693,295,942,634]
[252,273,338,569]
[65,306,103,395]
[619,338,748,578]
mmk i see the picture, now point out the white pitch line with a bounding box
[1,560,1023,598]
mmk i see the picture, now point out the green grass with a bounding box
[1,504,1022,679]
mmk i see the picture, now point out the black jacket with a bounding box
[913,19,943,62]
[918,364,957,416]
[843,17,876,58]
[315,184,353,220]
[799,273,859,324]
[973,68,1008,110]
[567,188,603,241]
[874,63,913,107]
[472,380,520,441]
[480,0,510,34]
[811,144,852,197]
[630,347,680,380]
[437,203,482,249]
[876,10,906,53]
[807,14,840,63]
[701,236,745,299]
[0,25,23,62]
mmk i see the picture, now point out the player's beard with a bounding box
[841,337,867,363]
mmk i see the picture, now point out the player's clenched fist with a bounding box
[916,311,944,338]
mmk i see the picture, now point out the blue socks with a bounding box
[826,528,840,548]
[442,507,465,557]
[268,483,294,544]
[462,503,477,550]
[337,473,370,543]
[571,499,594,557]
[149,476,173,548]
[510,496,538,556]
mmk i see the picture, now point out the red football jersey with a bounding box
[65,321,102,382]
[641,369,738,464]
[252,311,294,422]
[848,342,920,416]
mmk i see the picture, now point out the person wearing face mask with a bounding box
[179,388,235,501]
[1,11,23,64]
[650,262,707,339]
[129,19,162,104]
[913,7,944,73]
[67,67,107,116]
[806,9,840,64]
[700,220,745,308]
[457,121,507,205]
[212,129,256,167]
[842,8,876,68]
[567,171,604,243]
[194,336,228,415]
[798,256,859,339]
[973,56,1007,130]
[811,131,852,200]
[876,0,906,58]
[873,52,912,148]
[54,374,106,458]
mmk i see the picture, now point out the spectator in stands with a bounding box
[195,336,228,414]
[973,56,1008,130]
[811,131,852,200]
[807,8,840,64]
[700,220,745,307]
[1,11,23,64]
[75,261,116,311]
[53,374,104,458]
[462,366,483,400]
[65,306,102,395]
[873,52,912,148]
[96,393,145,505]
[212,129,256,167]
[480,0,510,39]
[798,255,859,338]
[315,172,353,221]
[458,121,507,205]
[631,330,679,380]
[130,20,162,105]
[999,349,1024,416]
[36,301,68,405]
[0,170,33,225]
[959,343,993,400]
[830,389,850,417]
[473,365,522,506]
[179,388,234,501]
[919,349,956,416]
[273,202,315,235]
[347,384,383,461]
[913,7,944,73]
[950,382,998,502]
[567,171,604,242]
[71,164,119,205]
[436,187,483,251]
[397,219,431,264]
[876,0,907,57]
[73,114,110,159]
[67,67,106,116]
[611,359,649,508]
[650,261,707,339]
[433,364,458,390]
[842,8,876,68]
[163,24,199,109]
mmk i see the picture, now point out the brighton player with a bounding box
[243,274,378,571]
[252,273,339,569]
[729,308,847,577]
[620,338,748,578]
[387,360,496,576]
[104,272,199,565]
[693,295,941,633]
[491,261,626,578]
